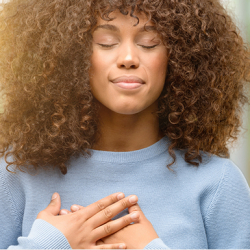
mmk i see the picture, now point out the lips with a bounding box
[111,75,145,90]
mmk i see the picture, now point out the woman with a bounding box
[0,0,250,249]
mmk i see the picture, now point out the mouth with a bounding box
[111,75,145,90]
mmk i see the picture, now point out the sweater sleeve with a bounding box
[204,160,250,249]
[144,238,170,249]
[0,167,71,249]
[9,219,71,249]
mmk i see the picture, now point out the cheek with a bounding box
[91,49,117,71]
[142,51,168,81]
[90,52,106,74]
[151,55,168,77]
[89,52,113,101]
[145,53,168,99]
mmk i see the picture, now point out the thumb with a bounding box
[44,192,61,216]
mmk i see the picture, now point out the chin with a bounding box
[111,107,143,115]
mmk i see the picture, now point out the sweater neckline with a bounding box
[89,136,169,163]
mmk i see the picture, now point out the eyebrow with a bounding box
[93,24,157,33]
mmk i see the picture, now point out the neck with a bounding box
[93,103,163,152]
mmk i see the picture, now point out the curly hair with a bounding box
[0,0,249,174]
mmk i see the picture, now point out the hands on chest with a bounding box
[37,192,159,249]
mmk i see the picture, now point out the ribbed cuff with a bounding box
[144,238,170,249]
[18,219,71,249]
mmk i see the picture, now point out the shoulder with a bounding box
[201,156,250,213]
[197,157,250,248]
[173,152,249,214]
[0,157,24,191]
[199,155,248,190]
[174,151,247,185]
[0,158,26,246]
[202,155,249,203]
[0,158,27,216]
[0,158,19,193]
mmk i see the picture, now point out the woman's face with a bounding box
[90,10,168,115]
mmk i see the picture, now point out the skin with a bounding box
[61,203,159,249]
[90,10,168,152]
[39,10,168,249]
[37,192,140,249]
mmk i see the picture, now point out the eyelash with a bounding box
[97,44,158,49]
[140,45,158,49]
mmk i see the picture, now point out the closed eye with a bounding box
[140,44,158,49]
[97,44,159,49]
[97,44,116,48]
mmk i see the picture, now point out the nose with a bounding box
[117,43,140,69]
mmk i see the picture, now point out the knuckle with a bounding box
[130,204,141,212]
[122,216,130,224]
[110,194,116,203]
[103,207,113,219]
[97,201,105,211]
[49,200,56,206]
[120,199,128,209]
[70,213,79,223]
[104,223,112,235]
[72,212,87,225]
[77,209,88,221]
[87,232,95,244]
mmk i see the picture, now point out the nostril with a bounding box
[119,64,137,69]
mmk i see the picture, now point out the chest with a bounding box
[21,178,208,248]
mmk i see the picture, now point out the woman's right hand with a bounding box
[37,192,139,249]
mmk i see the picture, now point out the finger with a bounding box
[128,203,145,222]
[91,211,140,241]
[59,209,71,215]
[89,195,138,229]
[96,239,104,245]
[128,203,142,213]
[87,195,137,229]
[43,192,61,216]
[70,204,85,212]
[78,192,125,220]
[94,243,126,249]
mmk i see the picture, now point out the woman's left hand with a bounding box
[98,203,159,249]
[60,203,159,249]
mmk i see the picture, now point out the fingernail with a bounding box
[60,209,68,215]
[119,244,126,249]
[117,193,125,200]
[129,195,137,204]
[130,212,139,220]
[72,205,80,211]
[52,193,57,200]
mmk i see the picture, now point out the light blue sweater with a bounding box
[0,137,250,249]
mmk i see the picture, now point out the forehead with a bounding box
[94,9,154,31]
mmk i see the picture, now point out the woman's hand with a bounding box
[99,203,159,249]
[63,202,159,249]
[37,192,139,249]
